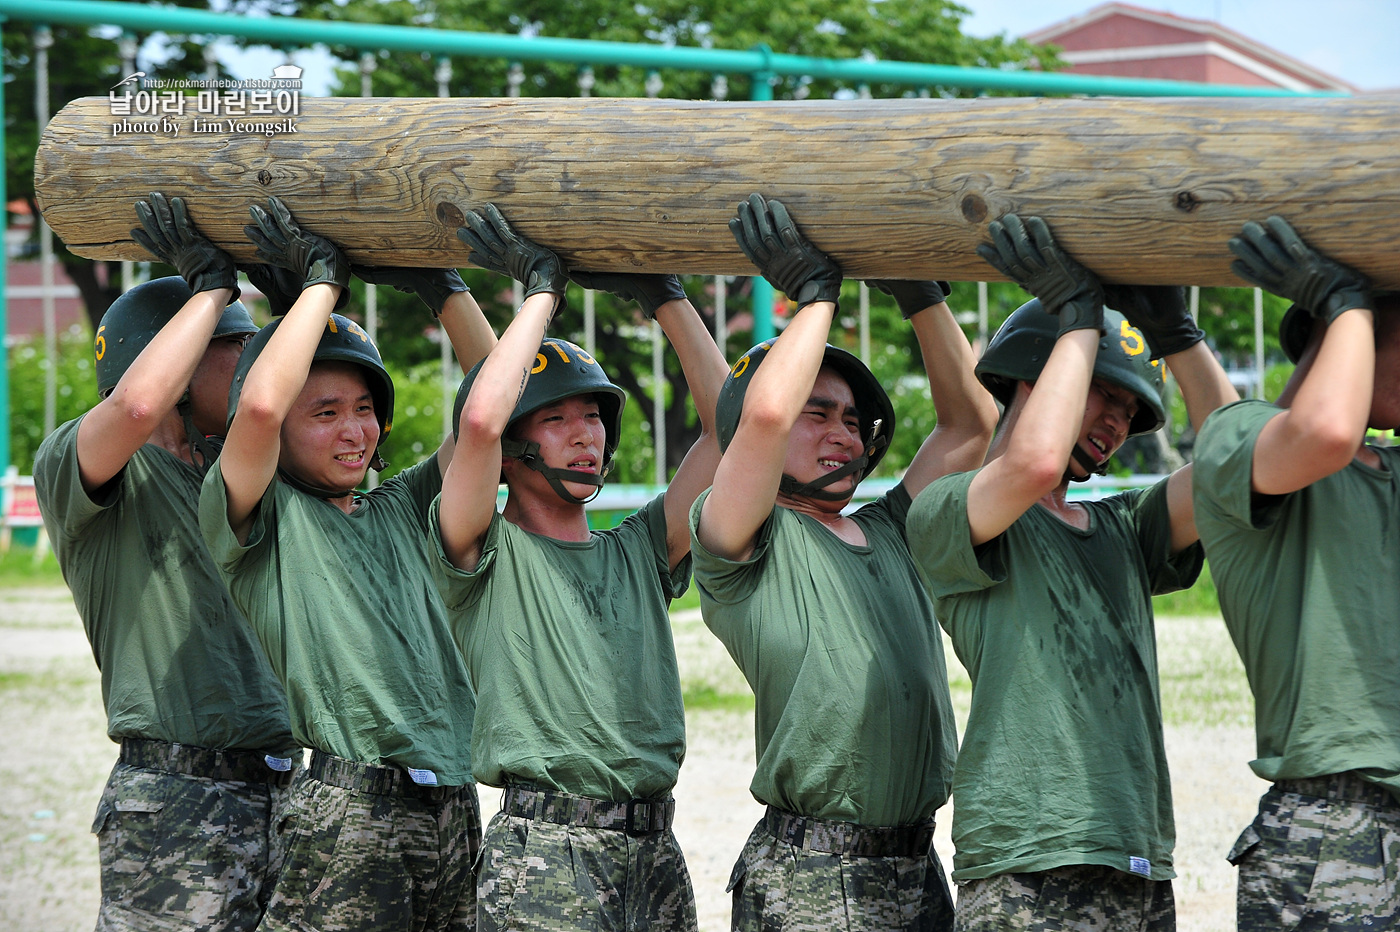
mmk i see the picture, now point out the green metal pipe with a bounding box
[0,0,1345,98]
[748,54,776,344]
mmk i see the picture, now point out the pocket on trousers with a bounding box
[1228,822,1262,866]
[93,767,170,891]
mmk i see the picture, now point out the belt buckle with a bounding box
[624,799,651,836]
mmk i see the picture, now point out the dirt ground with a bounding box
[0,588,1264,931]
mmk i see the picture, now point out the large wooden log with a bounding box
[35,95,1400,288]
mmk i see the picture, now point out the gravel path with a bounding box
[0,592,1263,931]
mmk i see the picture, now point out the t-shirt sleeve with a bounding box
[1123,476,1205,595]
[33,416,121,538]
[905,469,1008,599]
[687,487,778,606]
[198,461,277,576]
[430,498,501,613]
[867,481,914,531]
[1193,400,1288,531]
[622,493,691,601]
[381,457,445,528]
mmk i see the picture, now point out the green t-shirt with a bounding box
[1193,399,1400,800]
[200,458,475,786]
[908,471,1201,882]
[33,416,296,756]
[688,483,958,828]
[432,494,688,800]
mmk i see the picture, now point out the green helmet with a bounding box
[716,339,896,500]
[1281,293,1400,364]
[229,313,395,475]
[976,299,1167,436]
[453,337,626,504]
[95,276,256,397]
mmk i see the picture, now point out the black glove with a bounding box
[353,266,470,318]
[568,271,686,320]
[867,279,951,320]
[240,263,305,317]
[729,193,842,309]
[977,214,1103,335]
[1103,284,1204,359]
[131,192,240,300]
[1228,216,1371,324]
[244,196,350,297]
[455,204,568,307]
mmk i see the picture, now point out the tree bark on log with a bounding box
[34,94,1400,289]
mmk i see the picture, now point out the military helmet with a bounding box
[453,338,626,461]
[976,299,1167,436]
[1281,293,1400,364]
[94,276,256,397]
[1279,304,1313,364]
[716,339,896,494]
[228,313,394,456]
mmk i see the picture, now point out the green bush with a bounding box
[8,327,100,473]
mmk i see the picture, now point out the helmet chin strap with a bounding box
[1065,442,1109,483]
[779,419,889,503]
[177,396,222,475]
[502,438,611,505]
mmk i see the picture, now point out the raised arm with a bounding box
[964,215,1106,545]
[76,193,238,489]
[570,270,730,568]
[697,194,843,561]
[352,265,499,471]
[439,205,568,571]
[219,197,349,541]
[1105,282,1240,551]
[869,280,999,498]
[1226,216,1375,496]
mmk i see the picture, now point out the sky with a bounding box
[218,0,1400,94]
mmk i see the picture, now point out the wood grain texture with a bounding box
[34,95,1400,288]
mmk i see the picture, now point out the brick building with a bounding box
[1026,2,1353,92]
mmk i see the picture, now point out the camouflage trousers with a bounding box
[476,809,698,931]
[1229,772,1400,931]
[93,758,295,932]
[953,866,1175,932]
[728,813,954,932]
[260,760,482,932]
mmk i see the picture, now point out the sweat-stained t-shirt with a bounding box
[1193,399,1400,802]
[908,470,1201,882]
[200,457,475,786]
[432,494,688,801]
[689,483,958,828]
[35,415,296,756]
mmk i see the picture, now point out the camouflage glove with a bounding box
[353,266,471,318]
[978,214,1104,335]
[1103,284,1204,359]
[867,279,951,320]
[455,204,568,307]
[244,196,350,296]
[131,192,240,300]
[729,193,843,309]
[568,271,686,320]
[1228,215,1371,324]
[239,263,304,317]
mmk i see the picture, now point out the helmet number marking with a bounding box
[1119,320,1147,357]
[532,353,548,374]
[94,325,107,361]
